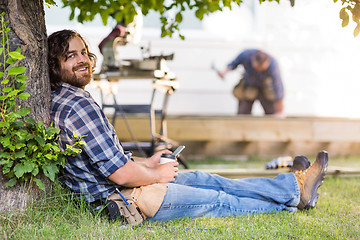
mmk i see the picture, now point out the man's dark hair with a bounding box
[253,50,269,66]
[47,29,97,90]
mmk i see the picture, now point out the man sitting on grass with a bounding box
[48,29,328,225]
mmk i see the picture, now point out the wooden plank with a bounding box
[112,115,360,142]
[110,115,360,157]
[166,116,313,142]
[313,119,360,142]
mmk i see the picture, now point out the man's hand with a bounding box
[146,149,172,168]
[154,161,179,183]
[273,100,285,118]
[217,67,232,80]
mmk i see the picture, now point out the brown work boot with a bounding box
[295,151,328,210]
[291,155,311,172]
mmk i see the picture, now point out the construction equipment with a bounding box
[93,37,188,168]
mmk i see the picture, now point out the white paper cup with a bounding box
[160,154,176,164]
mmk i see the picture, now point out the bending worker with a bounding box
[219,49,284,116]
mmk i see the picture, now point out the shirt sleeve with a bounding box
[64,98,130,177]
[227,51,246,70]
[268,60,284,101]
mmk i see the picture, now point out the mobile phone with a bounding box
[171,145,185,157]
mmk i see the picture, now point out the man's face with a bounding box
[59,36,92,89]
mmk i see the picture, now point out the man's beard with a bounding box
[62,63,92,88]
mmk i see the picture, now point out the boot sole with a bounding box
[304,151,328,209]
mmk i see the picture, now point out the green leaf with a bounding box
[44,0,57,6]
[6,57,15,65]
[18,92,30,100]
[0,158,9,165]
[33,178,45,191]
[175,12,183,23]
[23,161,35,174]
[46,126,60,137]
[0,136,11,147]
[42,164,58,181]
[0,151,11,159]
[32,166,39,176]
[1,78,9,84]
[5,178,17,188]
[0,121,10,128]
[3,87,12,93]
[15,107,30,117]
[14,150,26,159]
[113,11,124,23]
[15,143,26,149]
[13,121,25,128]
[36,121,45,129]
[8,66,26,75]
[9,51,25,60]
[51,145,61,152]
[44,153,56,160]
[73,131,79,138]
[25,117,36,124]
[25,132,34,140]
[14,163,25,178]
[16,75,27,83]
[2,166,10,174]
[17,83,26,92]
[34,135,45,147]
[100,11,109,25]
[32,145,38,152]
[7,89,20,97]
[5,172,14,179]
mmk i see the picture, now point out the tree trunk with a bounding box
[0,0,51,213]
[0,0,50,123]
[0,171,50,213]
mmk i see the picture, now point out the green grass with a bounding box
[1,156,360,239]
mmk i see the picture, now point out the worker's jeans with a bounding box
[149,171,300,221]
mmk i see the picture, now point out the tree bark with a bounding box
[0,0,51,213]
[0,0,51,123]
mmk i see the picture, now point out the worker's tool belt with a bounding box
[106,183,168,226]
[233,77,276,102]
[262,77,276,101]
[233,78,258,101]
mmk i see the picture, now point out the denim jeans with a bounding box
[149,171,300,221]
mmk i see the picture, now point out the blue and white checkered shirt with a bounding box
[51,82,132,203]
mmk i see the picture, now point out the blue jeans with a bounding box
[149,171,300,221]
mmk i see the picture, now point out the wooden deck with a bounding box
[111,115,360,157]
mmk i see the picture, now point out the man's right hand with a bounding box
[155,161,179,183]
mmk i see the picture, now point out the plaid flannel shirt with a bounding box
[227,49,284,101]
[51,82,132,203]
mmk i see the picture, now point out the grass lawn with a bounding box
[1,156,360,239]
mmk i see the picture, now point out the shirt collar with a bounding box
[61,82,91,98]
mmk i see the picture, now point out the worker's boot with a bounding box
[291,155,311,172]
[294,151,328,210]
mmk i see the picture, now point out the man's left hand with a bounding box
[146,149,172,168]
